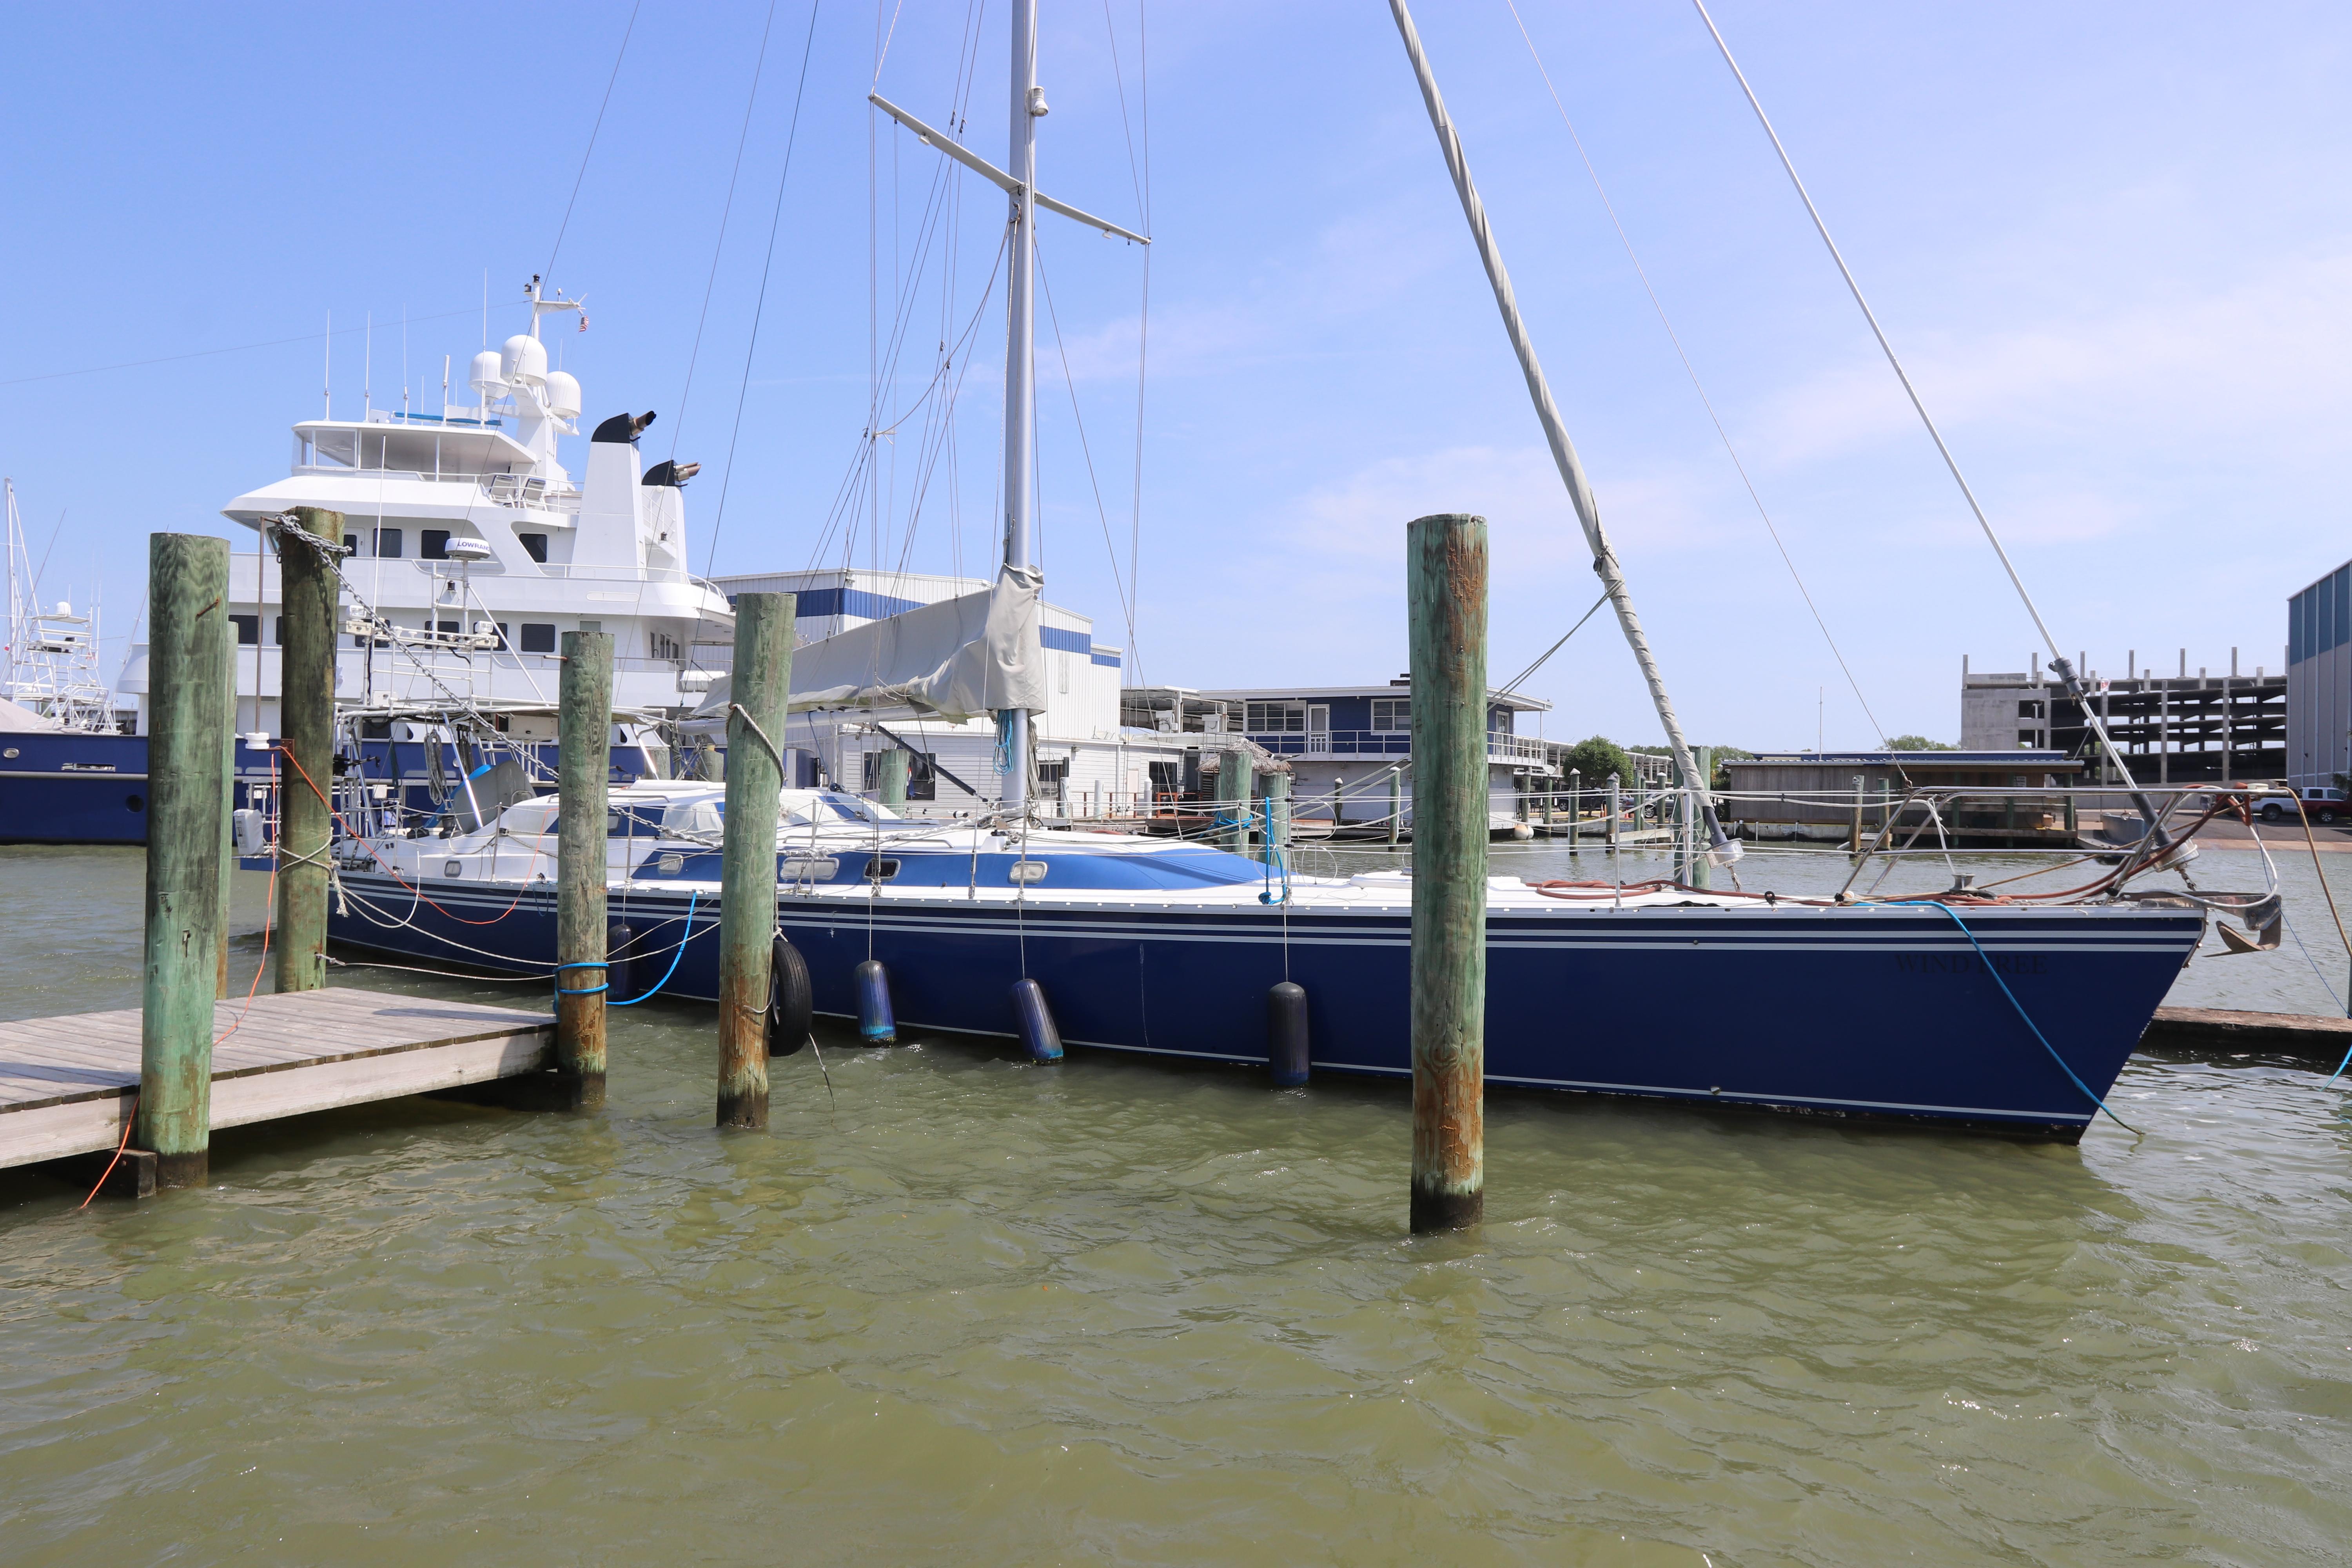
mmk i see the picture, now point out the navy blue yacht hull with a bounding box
[330,873,2199,1140]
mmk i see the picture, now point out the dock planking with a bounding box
[0,987,555,1172]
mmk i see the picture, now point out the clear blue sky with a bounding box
[3,2,2345,748]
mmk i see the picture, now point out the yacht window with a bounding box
[518,532,548,564]
[520,623,557,654]
[493,623,509,649]
[229,614,259,646]
[864,858,901,883]
[421,530,452,561]
[343,534,359,554]
[374,528,403,559]
[1009,860,1047,884]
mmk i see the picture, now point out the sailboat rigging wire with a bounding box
[1034,239,1138,633]
[1686,0,2149,812]
[1502,0,1886,746]
[1495,589,1608,700]
[543,0,644,287]
[672,0,782,459]
[1387,0,1738,866]
[705,0,823,575]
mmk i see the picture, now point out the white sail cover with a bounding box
[686,564,1046,731]
[0,696,64,732]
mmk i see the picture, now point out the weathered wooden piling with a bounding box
[1262,769,1292,865]
[875,746,909,811]
[718,592,793,1128]
[1387,764,1403,846]
[138,533,232,1190]
[274,507,341,993]
[556,630,614,1110]
[1406,513,1486,1234]
[1566,768,1581,849]
[1848,773,1865,855]
[1216,746,1252,853]
[217,628,234,1000]
[1687,746,1713,890]
[1606,772,1621,849]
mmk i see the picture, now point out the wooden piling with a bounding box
[1387,764,1403,846]
[557,630,614,1110]
[1848,773,1865,855]
[139,533,232,1190]
[1687,747,1713,890]
[1263,769,1292,864]
[875,746,909,811]
[1218,745,1252,854]
[718,592,793,1129]
[1566,768,1580,849]
[1606,773,1620,849]
[274,507,341,993]
[217,628,234,1000]
[1406,513,1486,1234]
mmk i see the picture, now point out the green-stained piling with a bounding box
[139,533,232,1190]
[557,630,614,1109]
[875,747,909,811]
[1263,769,1292,864]
[274,507,341,992]
[1406,513,1486,1235]
[719,592,793,1128]
[1217,746,1252,854]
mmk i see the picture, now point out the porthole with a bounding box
[657,853,684,874]
[1008,860,1047,884]
[125,793,144,812]
[444,860,464,878]
[864,858,901,883]
[2,747,17,759]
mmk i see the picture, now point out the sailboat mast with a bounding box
[999,0,1042,813]
[1386,0,1734,864]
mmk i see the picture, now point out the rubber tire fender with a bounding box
[767,933,813,1058]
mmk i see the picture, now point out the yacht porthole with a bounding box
[444,860,464,878]
[1009,860,1047,884]
[657,853,684,874]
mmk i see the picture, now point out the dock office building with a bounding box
[1122,680,1555,827]
[2289,561,2352,789]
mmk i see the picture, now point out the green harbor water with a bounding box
[6,841,2352,1565]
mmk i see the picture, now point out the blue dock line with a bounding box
[554,890,700,1007]
[1921,900,2138,1132]
[611,890,699,1006]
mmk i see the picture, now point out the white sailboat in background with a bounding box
[2,479,114,734]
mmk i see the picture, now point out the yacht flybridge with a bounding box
[173,281,733,730]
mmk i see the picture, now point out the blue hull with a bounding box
[2,733,662,847]
[0,732,152,843]
[331,873,2202,1139]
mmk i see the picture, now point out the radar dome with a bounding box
[500,333,548,389]
[544,370,582,420]
[468,350,505,397]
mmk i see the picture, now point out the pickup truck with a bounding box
[2256,786,2348,824]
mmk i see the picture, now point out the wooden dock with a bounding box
[2140,1006,2352,1065]
[0,988,556,1178]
